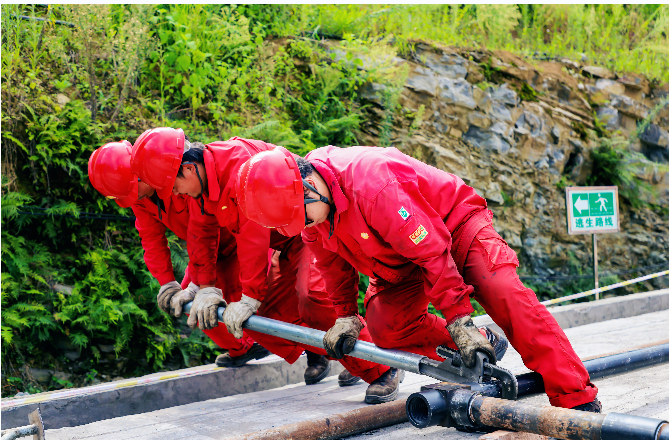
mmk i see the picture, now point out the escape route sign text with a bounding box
[566,186,619,235]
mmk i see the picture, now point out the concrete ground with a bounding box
[45,309,669,440]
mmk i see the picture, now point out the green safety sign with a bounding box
[566,186,619,235]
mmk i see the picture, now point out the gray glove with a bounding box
[157,281,181,314]
[223,294,261,339]
[323,316,364,359]
[186,287,227,330]
[170,282,199,318]
[446,315,496,368]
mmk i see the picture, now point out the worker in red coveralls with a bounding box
[88,140,272,368]
[234,145,602,413]
[129,128,409,402]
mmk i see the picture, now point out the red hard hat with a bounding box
[88,140,138,208]
[130,127,185,200]
[236,146,305,237]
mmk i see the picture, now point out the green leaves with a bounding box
[175,54,191,71]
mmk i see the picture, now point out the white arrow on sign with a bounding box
[574,196,589,214]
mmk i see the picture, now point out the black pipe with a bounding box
[659,424,669,440]
[407,343,669,434]
[517,343,669,397]
[586,343,669,380]
[408,389,669,440]
[601,413,669,440]
[11,14,75,27]
[406,389,447,429]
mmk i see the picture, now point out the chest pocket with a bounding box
[353,225,386,258]
[397,213,444,258]
[215,197,238,227]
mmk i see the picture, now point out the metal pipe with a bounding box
[585,342,669,380]
[600,413,669,440]
[517,343,669,397]
[11,14,75,27]
[186,302,669,395]
[227,399,408,440]
[471,394,607,439]
[183,302,426,374]
[407,389,669,440]
[0,425,37,440]
[470,394,669,440]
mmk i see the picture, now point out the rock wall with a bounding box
[356,41,669,292]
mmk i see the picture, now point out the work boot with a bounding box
[481,326,509,362]
[338,369,362,387]
[365,368,404,404]
[572,398,602,413]
[215,343,270,368]
[304,351,330,385]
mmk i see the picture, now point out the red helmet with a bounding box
[130,127,185,200]
[236,147,305,236]
[88,140,138,208]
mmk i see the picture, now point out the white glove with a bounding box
[223,294,261,339]
[170,282,199,318]
[186,287,227,330]
[157,281,182,314]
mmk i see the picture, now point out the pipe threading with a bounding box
[406,389,448,429]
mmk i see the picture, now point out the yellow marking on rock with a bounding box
[25,396,50,404]
[159,374,179,380]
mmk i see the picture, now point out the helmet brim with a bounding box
[115,178,139,208]
[277,206,306,237]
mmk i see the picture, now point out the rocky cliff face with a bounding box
[356,41,669,293]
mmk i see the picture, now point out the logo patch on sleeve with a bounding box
[409,224,428,245]
[398,207,409,220]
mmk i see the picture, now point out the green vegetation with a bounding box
[308,4,669,83]
[2,4,667,397]
[587,96,669,209]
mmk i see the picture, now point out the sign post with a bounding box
[565,186,620,300]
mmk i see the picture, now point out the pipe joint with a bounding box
[406,383,482,430]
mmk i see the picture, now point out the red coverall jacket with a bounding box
[186,137,293,301]
[302,145,492,323]
[132,194,235,286]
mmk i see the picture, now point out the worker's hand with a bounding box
[223,295,261,339]
[170,282,199,318]
[157,281,182,314]
[186,287,227,330]
[446,315,496,368]
[323,316,364,359]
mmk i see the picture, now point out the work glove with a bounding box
[186,287,227,330]
[446,315,496,368]
[170,282,199,318]
[157,281,182,314]
[223,295,261,339]
[323,316,364,359]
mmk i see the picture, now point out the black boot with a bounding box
[215,343,270,368]
[365,368,404,404]
[304,351,330,385]
[338,369,362,387]
[572,398,602,413]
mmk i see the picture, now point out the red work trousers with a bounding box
[364,224,597,408]
[258,238,389,384]
[181,250,255,357]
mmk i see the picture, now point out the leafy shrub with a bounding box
[2,4,667,397]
